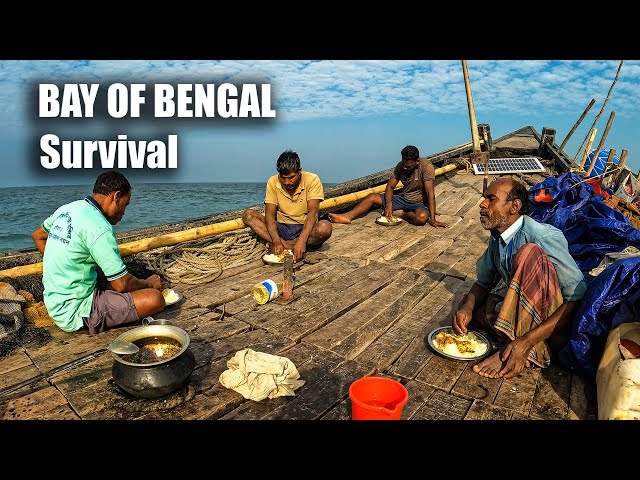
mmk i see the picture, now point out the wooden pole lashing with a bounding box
[585,111,616,176]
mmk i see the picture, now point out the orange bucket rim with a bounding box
[349,376,409,414]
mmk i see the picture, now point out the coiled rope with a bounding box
[138,229,264,285]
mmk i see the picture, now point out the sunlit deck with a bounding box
[0,168,597,421]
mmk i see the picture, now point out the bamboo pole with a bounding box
[618,149,628,171]
[560,98,595,154]
[602,149,617,176]
[572,60,624,165]
[585,111,616,176]
[0,163,460,278]
[461,60,481,154]
[578,127,598,170]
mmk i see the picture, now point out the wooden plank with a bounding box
[493,367,540,416]
[326,225,401,260]
[402,379,437,420]
[367,230,431,263]
[354,275,463,372]
[393,237,455,270]
[65,329,294,419]
[263,360,371,420]
[162,310,248,336]
[412,389,472,420]
[451,359,503,403]
[456,193,482,217]
[219,256,361,316]
[273,271,398,341]
[187,261,293,308]
[529,362,571,419]
[567,372,598,420]
[220,347,347,420]
[439,191,476,216]
[220,343,342,420]
[235,261,391,331]
[0,350,32,375]
[415,355,469,392]
[389,278,472,379]
[1,384,71,420]
[319,397,351,420]
[464,399,513,420]
[0,364,41,392]
[306,269,437,356]
[331,272,443,360]
[23,326,121,373]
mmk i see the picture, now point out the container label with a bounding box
[262,279,279,301]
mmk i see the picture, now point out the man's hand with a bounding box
[272,241,285,256]
[498,338,533,379]
[430,219,449,228]
[146,274,164,290]
[384,206,394,218]
[293,237,307,262]
[452,307,473,335]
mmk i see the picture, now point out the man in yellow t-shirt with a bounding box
[242,150,332,262]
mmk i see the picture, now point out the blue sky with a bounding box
[0,60,637,188]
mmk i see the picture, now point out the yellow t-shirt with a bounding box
[264,171,324,224]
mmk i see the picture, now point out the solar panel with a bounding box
[472,157,546,175]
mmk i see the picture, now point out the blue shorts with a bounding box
[277,222,303,241]
[379,194,429,213]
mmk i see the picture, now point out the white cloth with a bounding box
[219,348,305,401]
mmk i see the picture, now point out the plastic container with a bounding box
[251,279,284,304]
[349,376,409,420]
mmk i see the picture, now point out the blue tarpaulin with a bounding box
[528,171,640,379]
[529,172,640,273]
[557,256,640,380]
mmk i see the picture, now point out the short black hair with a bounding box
[93,171,131,196]
[276,150,301,175]
[401,145,419,161]
[506,179,530,215]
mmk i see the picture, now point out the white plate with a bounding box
[262,251,299,266]
[426,326,492,361]
[375,215,403,226]
[162,288,183,307]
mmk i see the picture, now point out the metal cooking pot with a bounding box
[111,323,195,399]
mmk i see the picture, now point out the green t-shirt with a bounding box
[41,196,128,332]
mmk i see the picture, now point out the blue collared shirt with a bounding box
[476,215,586,302]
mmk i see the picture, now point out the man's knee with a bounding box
[368,192,382,203]
[513,243,547,268]
[314,220,333,241]
[414,209,429,225]
[134,288,165,316]
[242,208,258,227]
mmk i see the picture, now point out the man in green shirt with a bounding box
[32,171,166,334]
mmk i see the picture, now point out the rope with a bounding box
[450,157,473,174]
[138,229,264,285]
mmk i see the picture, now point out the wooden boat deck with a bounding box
[0,169,598,420]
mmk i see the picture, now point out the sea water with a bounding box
[0,182,270,253]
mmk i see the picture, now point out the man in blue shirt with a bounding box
[32,171,166,334]
[452,177,586,379]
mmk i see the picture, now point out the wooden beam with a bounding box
[461,60,481,154]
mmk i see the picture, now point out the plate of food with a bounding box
[426,326,492,361]
[375,215,403,226]
[262,249,298,266]
[162,288,183,307]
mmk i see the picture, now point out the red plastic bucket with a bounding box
[349,376,409,420]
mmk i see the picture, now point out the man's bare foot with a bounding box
[328,213,352,224]
[472,351,506,378]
